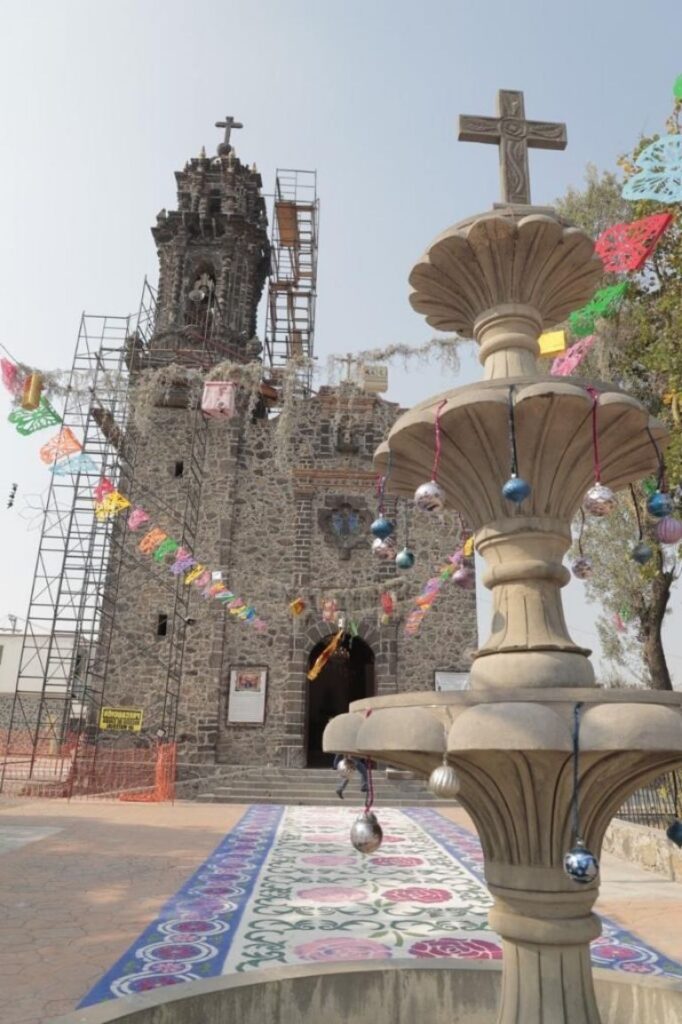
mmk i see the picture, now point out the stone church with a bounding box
[103,124,477,774]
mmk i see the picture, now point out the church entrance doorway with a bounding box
[306,636,375,767]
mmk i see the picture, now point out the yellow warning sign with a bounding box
[99,707,144,732]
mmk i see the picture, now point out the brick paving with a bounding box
[0,798,680,1024]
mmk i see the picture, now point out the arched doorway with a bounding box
[306,636,375,767]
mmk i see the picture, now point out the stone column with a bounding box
[472,517,594,689]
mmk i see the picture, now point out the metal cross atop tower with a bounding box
[458,90,567,205]
[215,115,243,155]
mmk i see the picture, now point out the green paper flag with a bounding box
[8,397,62,436]
[674,75,682,100]
[569,282,628,339]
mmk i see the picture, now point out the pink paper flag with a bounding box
[551,336,597,377]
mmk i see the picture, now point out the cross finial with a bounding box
[215,116,243,156]
[458,90,567,205]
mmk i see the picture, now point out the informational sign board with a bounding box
[99,706,144,732]
[434,671,470,692]
[227,666,268,724]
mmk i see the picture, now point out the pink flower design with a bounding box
[150,943,202,961]
[383,886,452,903]
[409,937,502,959]
[296,886,367,903]
[370,855,424,867]
[128,975,185,992]
[294,937,392,962]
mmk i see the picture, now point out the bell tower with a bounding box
[149,116,270,363]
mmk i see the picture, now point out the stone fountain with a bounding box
[323,91,682,1024]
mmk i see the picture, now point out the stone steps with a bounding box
[187,766,456,807]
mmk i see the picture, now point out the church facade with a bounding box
[101,130,477,772]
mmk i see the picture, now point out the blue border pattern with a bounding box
[79,804,284,1006]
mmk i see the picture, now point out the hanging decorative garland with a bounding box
[414,399,447,513]
[563,703,600,884]
[582,389,616,518]
[501,385,531,503]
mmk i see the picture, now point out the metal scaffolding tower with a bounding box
[0,281,214,795]
[264,169,319,391]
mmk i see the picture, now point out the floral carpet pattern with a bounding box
[80,804,682,1007]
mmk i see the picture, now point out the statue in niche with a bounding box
[318,498,371,561]
[335,417,360,454]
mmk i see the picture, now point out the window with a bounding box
[174,460,184,478]
[156,614,168,638]
[0,645,4,665]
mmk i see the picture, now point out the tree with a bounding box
[555,102,682,690]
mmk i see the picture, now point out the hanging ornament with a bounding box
[414,399,447,513]
[656,516,682,545]
[622,135,682,204]
[414,479,445,512]
[502,475,531,503]
[370,515,395,539]
[428,755,460,798]
[372,536,397,560]
[571,556,593,580]
[452,564,476,589]
[581,389,616,517]
[395,547,415,570]
[582,483,616,517]
[350,809,383,854]
[502,386,531,504]
[307,630,343,681]
[647,490,673,519]
[336,756,356,778]
[563,703,600,886]
[564,839,600,885]
[289,597,306,616]
[632,541,654,565]
[628,485,653,565]
[667,820,682,848]
[594,213,673,274]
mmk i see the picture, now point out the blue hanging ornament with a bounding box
[666,819,682,848]
[632,541,654,565]
[370,515,394,540]
[503,386,530,504]
[395,547,415,570]
[502,475,531,503]
[563,839,599,885]
[647,490,673,519]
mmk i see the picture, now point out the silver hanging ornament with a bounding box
[372,536,397,560]
[370,515,395,540]
[414,480,445,513]
[582,483,616,517]
[350,809,383,854]
[395,547,415,570]
[631,541,654,565]
[428,756,460,798]
[563,839,599,884]
[336,757,356,779]
[502,475,531,503]
[571,556,593,580]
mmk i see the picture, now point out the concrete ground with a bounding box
[1,798,680,1024]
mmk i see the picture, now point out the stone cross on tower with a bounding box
[215,115,243,156]
[458,90,567,205]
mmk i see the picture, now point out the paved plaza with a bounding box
[0,799,681,1024]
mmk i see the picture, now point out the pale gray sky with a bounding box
[1,0,681,681]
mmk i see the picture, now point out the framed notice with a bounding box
[227,666,268,724]
[434,671,470,693]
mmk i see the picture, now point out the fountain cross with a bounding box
[458,89,567,204]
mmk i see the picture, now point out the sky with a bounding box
[0,0,681,681]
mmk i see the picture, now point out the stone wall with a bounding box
[102,384,477,768]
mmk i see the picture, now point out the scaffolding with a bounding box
[264,169,319,392]
[0,281,215,796]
